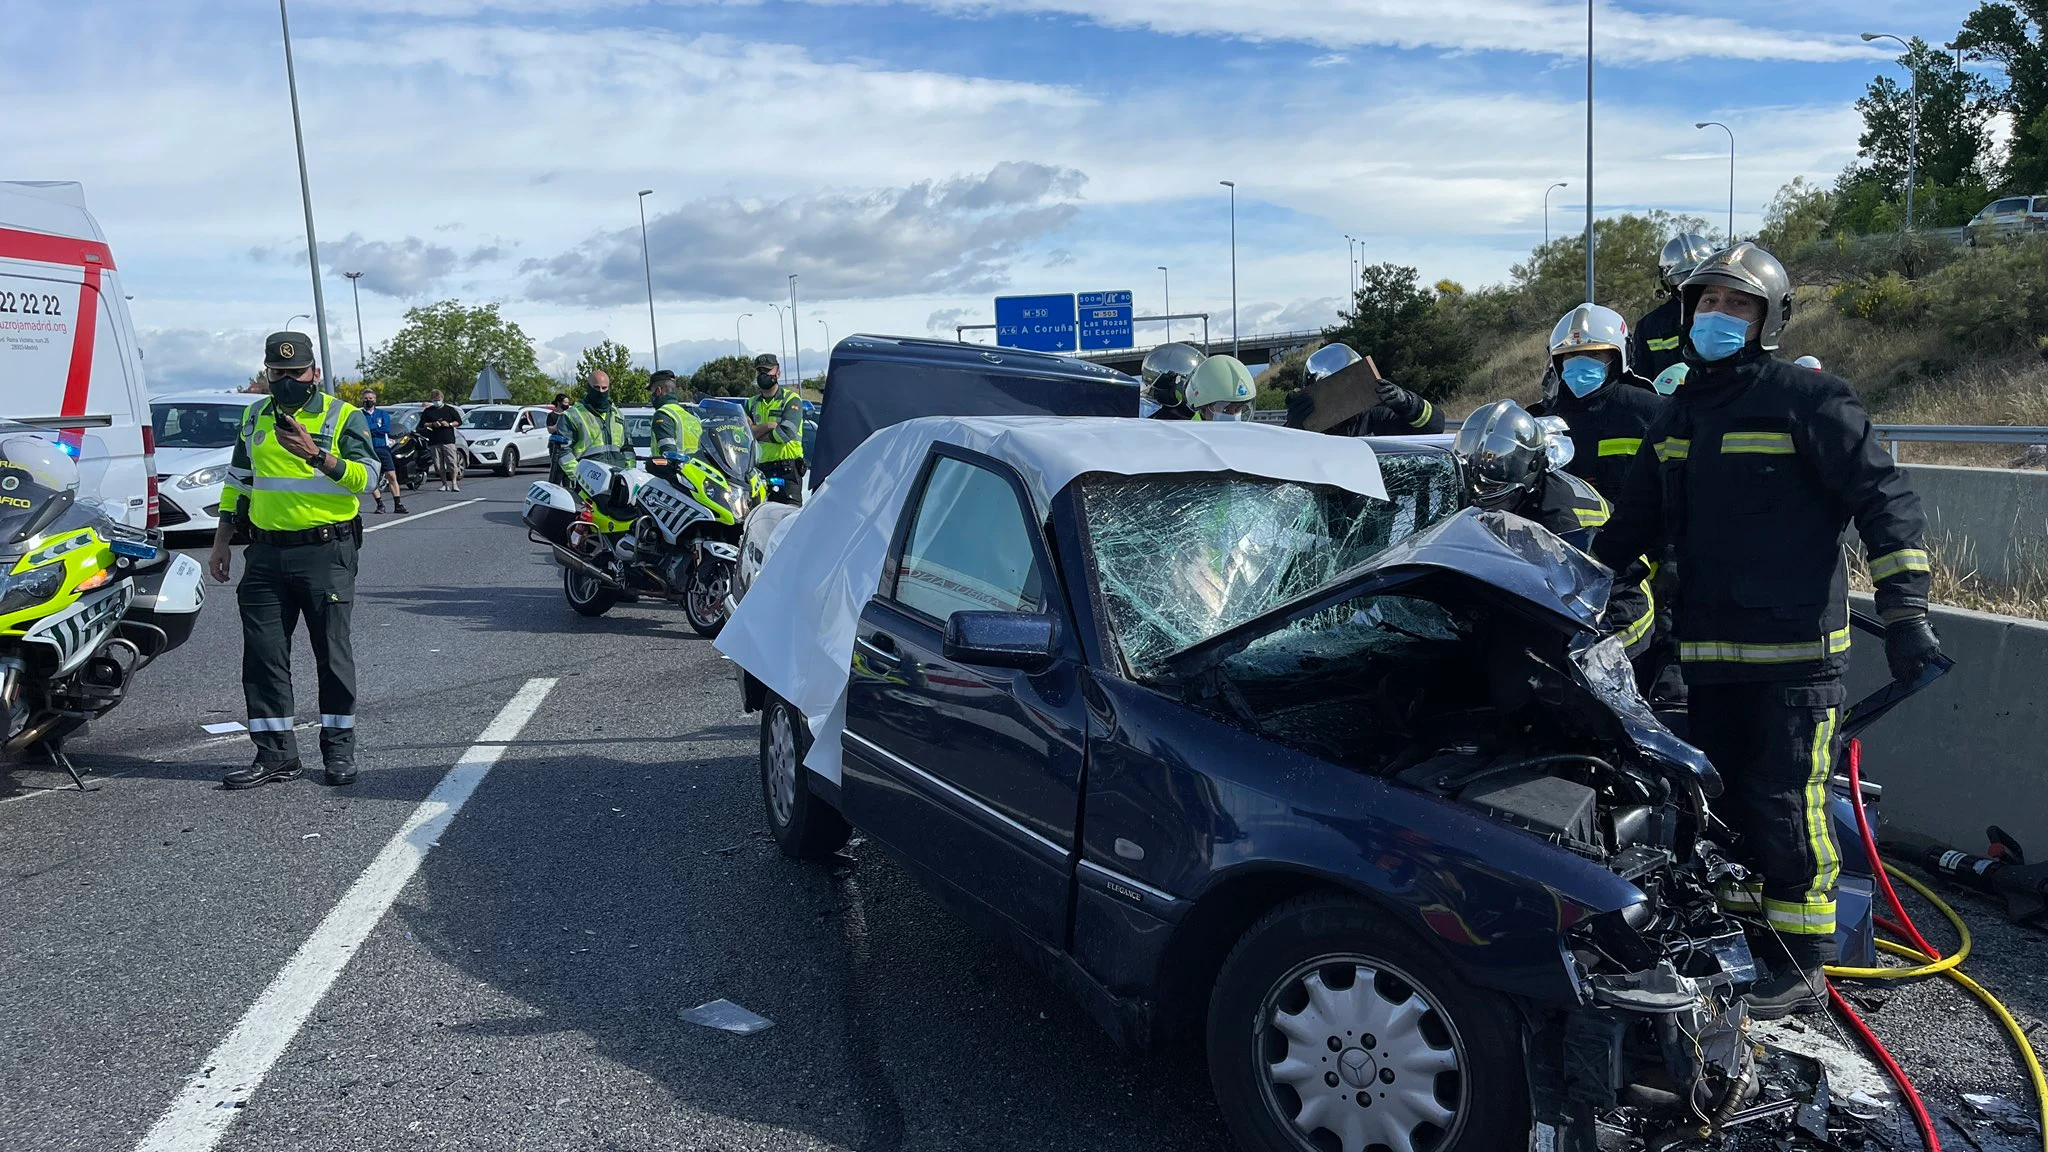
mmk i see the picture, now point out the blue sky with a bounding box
[3,0,1983,387]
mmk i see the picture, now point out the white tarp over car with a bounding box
[714,415,1389,783]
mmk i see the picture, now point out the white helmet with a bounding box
[1184,354,1257,419]
[1547,303,1632,377]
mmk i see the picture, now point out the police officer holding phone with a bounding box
[208,332,380,790]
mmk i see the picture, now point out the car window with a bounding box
[625,413,653,448]
[1995,198,2029,214]
[892,455,1047,621]
[2033,198,2048,214]
[1080,451,1463,679]
[463,409,517,431]
[152,403,246,449]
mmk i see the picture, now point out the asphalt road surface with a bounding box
[2,473,2044,1152]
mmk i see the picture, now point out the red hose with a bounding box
[1838,737,1943,1151]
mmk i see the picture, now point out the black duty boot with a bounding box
[324,756,357,786]
[224,758,303,790]
[1743,965,1827,1019]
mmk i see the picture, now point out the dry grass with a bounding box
[1446,331,1548,421]
[1848,531,2048,621]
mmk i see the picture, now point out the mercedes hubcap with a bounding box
[1256,957,1466,1152]
[767,708,797,827]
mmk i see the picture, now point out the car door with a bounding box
[840,446,1088,946]
[522,408,551,460]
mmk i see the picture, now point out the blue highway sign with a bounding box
[994,294,1077,353]
[1077,290,1133,351]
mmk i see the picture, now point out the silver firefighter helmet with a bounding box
[1453,399,1549,511]
[1679,241,1795,351]
[1547,303,1632,377]
[1303,341,1363,384]
[1140,342,1207,408]
[1658,233,1718,292]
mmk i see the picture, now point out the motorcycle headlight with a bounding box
[177,464,231,490]
[24,532,93,569]
[0,563,67,619]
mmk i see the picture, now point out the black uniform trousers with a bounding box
[239,535,359,767]
[1687,676,1844,968]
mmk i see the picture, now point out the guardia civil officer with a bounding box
[746,354,806,504]
[1593,244,1942,1018]
[558,370,627,473]
[648,369,702,478]
[208,332,380,788]
[1630,233,1717,380]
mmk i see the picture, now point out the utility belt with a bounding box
[242,517,363,548]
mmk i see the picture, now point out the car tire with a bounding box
[1207,892,1527,1152]
[563,565,617,617]
[760,693,849,860]
[498,447,519,477]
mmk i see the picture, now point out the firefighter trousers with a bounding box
[238,537,359,767]
[1690,677,1845,968]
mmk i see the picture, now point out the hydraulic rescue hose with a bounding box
[1820,740,2048,1152]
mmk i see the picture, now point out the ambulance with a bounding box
[0,181,157,529]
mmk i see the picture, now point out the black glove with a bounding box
[1884,614,1942,684]
[1375,377,1421,419]
[1284,389,1315,429]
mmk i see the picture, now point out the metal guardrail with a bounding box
[1876,424,2048,461]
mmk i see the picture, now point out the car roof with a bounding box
[150,391,267,406]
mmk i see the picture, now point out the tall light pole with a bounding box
[1156,265,1170,343]
[788,274,800,384]
[768,303,788,370]
[735,312,752,359]
[1584,0,1596,303]
[1343,234,1357,304]
[817,318,831,361]
[287,313,312,331]
[1863,33,1920,230]
[1219,180,1238,357]
[1543,182,1568,248]
[636,189,660,372]
[344,271,365,377]
[1695,122,1736,240]
[278,0,333,389]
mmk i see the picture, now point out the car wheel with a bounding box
[563,565,617,617]
[498,447,519,477]
[1207,893,1526,1152]
[760,693,849,860]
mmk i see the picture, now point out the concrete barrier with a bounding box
[1902,464,2048,586]
[1843,593,2048,854]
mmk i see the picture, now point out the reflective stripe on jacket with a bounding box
[1630,296,1687,381]
[560,401,627,461]
[219,394,375,531]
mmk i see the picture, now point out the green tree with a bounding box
[364,301,551,404]
[1957,2,2048,190]
[1759,177,1838,252]
[691,355,757,398]
[1846,39,1997,199]
[572,339,651,406]
[1505,211,1713,329]
[1321,263,1476,401]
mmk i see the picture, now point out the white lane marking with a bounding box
[132,677,558,1152]
[362,497,480,533]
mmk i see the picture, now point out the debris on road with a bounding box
[679,999,774,1035]
[1962,1092,2040,1135]
[202,722,246,735]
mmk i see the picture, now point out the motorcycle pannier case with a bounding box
[523,480,577,546]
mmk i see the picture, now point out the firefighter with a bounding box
[1182,354,1257,421]
[1452,399,1613,552]
[1283,343,1444,435]
[1631,233,1717,380]
[1530,303,1666,689]
[1141,343,1205,419]
[208,332,381,789]
[1593,243,1943,1018]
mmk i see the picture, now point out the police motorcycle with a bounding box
[523,411,767,636]
[0,423,204,790]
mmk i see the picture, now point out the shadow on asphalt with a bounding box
[364,585,717,640]
[399,750,1231,1151]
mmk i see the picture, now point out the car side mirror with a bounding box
[943,612,1058,671]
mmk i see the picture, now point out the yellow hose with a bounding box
[1824,862,2048,1152]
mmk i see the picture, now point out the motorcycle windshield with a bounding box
[698,415,758,484]
[0,422,81,546]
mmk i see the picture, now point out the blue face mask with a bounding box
[1690,309,1753,362]
[1559,355,1609,398]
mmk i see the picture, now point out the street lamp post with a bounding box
[1156,265,1170,343]
[344,271,365,377]
[817,318,831,361]
[1695,122,1736,240]
[1343,234,1357,305]
[735,312,752,359]
[788,274,800,384]
[637,189,660,372]
[1219,180,1238,357]
[769,303,788,371]
[278,0,333,388]
[1584,0,1596,303]
[1543,182,1568,248]
[287,313,313,331]
[1863,33,1920,230]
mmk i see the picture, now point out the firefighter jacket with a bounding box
[1531,371,1667,501]
[1511,471,1654,651]
[1631,296,1686,381]
[1593,350,1931,685]
[1323,397,1446,437]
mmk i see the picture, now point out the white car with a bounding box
[149,391,268,533]
[459,404,553,476]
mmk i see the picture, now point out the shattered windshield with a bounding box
[1080,451,1462,679]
